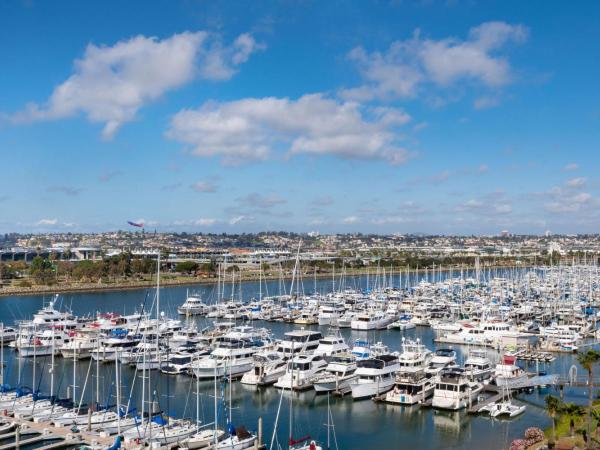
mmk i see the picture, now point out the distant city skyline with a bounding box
[1,1,599,235]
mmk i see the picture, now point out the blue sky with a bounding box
[1,0,599,235]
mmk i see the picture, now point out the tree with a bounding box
[577,349,600,437]
[545,395,563,443]
[29,256,54,284]
[175,261,199,274]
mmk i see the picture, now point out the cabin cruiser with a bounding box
[240,351,287,386]
[350,310,394,330]
[0,326,17,343]
[190,337,257,379]
[463,349,493,383]
[90,333,139,362]
[276,330,322,359]
[32,297,76,328]
[432,368,483,410]
[425,348,458,376]
[60,330,99,359]
[313,334,349,358]
[313,353,358,394]
[384,338,433,405]
[178,294,208,316]
[387,316,416,331]
[317,304,345,326]
[274,353,327,390]
[493,355,528,387]
[350,354,400,400]
[161,353,194,375]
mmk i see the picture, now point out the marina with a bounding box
[0,264,599,449]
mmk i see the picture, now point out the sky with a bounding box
[1,0,599,236]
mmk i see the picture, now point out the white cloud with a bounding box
[228,215,253,225]
[543,185,593,213]
[342,21,527,101]
[191,181,217,193]
[35,218,58,226]
[564,163,579,171]
[473,95,500,110]
[167,94,413,165]
[566,177,586,188]
[342,216,359,224]
[12,31,261,139]
[193,218,217,226]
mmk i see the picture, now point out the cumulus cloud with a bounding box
[566,177,586,188]
[35,218,58,226]
[167,94,413,164]
[342,216,359,224]
[341,21,527,101]
[228,215,253,225]
[12,31,262,139]
[191,181,217,193]
[455,192,512,216]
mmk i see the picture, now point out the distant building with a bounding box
[499,230,510,238]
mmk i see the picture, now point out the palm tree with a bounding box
[561,402,585,437]
[577,349,600,436]
[546,395,564,442]
[592,409,600,437]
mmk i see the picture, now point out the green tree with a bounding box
[175,261,199,273]
[29,256,54,284]
[545,395,563,443]
[577,349,600,437]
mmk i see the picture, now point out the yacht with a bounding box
[313,353,358,394]
[161,353,194,375]
[463,349,493,383]
[387,316,416,331]
[240,351,287,386]
[317,304,346,326]
[350,354,400,400]
[350,310,394,330]
[276,330,322,359]
[190,337,256,379]
[60,330,99,359]
[493,355,528,387]
[274,353,327,390]
[313,334,349,358]
[178,294,208,316]
[432,368,483,410]
[384,338,433,405]
[425,348,458,376]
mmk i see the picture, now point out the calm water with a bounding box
[0,273,589,449]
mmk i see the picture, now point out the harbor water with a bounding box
[0,272,591,449]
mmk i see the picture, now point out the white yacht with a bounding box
[493,356,528,387]
[350,310,394,330]
[425,348,458,376]
[313,334,349,358]
[463,349,493,383]
[240,351,287,386]
[350,354,400,400]
[274,353,327,390]
[177,294,208,316]
[191,338,256,379]
[313,353,357,394]
[432,368,483,410]
[60,330,99,359]
[276,330,322,359]
[384,338,433,405]
[317,304,345,326]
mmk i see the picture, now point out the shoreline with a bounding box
[0,263,531,298]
